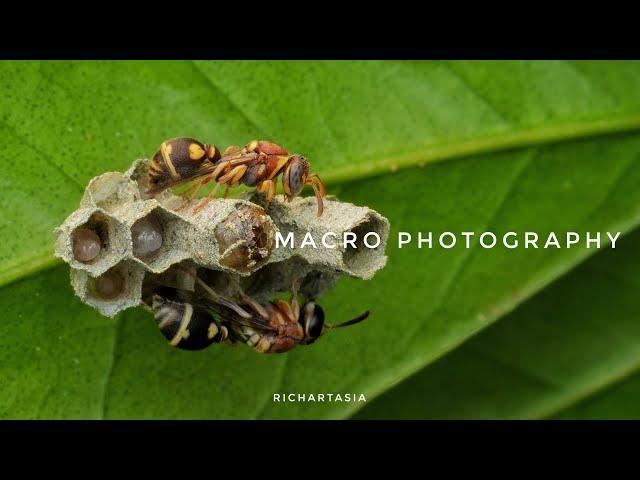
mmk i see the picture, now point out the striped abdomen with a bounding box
[151,294,227,351]
[147,137,220,194]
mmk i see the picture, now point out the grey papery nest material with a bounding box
[54,159,390,317]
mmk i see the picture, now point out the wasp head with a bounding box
[298,302,370,346]
[299,300,325,345]
[283,155,310,199]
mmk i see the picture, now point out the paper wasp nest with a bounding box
[54,159,389,317]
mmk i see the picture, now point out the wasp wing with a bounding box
[203,301,279,335]
[146,154,260,195]
[149,285,278,334]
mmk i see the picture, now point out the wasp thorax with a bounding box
[94,269,125,299]
[215,204,276,273]
[72,227,102,262]
[131,213,163,259]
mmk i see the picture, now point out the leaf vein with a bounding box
[188,61,268,138]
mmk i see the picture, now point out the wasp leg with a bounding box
[274,299,294,321]
[306,173,326,217]
[228,276,270,320]
[192,187,218,214]
[290,277,303,320]
[175,166,220,212]
[307,173,326,197]
[192,180,223,214]
[194,165,248,214]
[256,179,276,211]
[175,178,209,211]
[241,294,270,320]
[179,181,201,198]
[199,157,236,187]
[186,272,253,319]
[218,164,247,184]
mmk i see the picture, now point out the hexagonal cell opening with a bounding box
[236,256,340,301]
[130,207,190,271]
[86,172,138,212]
[86,263,132,303]
[141,261,198,307]
[131,211,164,261]
[215,204,276,274]
[342,214,388,275]
[71,212,112,265]
[72,260,145,317]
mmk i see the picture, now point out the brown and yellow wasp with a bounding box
[148,274,368,353]
[146,137,327,216]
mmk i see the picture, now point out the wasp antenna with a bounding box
[311,174,326,197]
[306,176,325,217]
[327,311,370,329]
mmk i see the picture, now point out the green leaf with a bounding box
[0,267,116,418]
[553,371,640,419]
[2,61,640,418]
[354,227,640,419]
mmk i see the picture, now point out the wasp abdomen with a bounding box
[152,295,226,351]
[148,137,220,194]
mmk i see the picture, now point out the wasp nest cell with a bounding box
[55,159,389,317]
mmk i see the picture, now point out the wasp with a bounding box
[146,138,326,217]
[149,274,368,353]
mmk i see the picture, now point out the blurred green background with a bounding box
[2,61,640,419]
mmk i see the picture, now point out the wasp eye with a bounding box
[285,157,308,196]
[300,302,325,341]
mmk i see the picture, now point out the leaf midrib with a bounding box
[325,113,640,183]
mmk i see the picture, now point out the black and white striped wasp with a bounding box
[146,272,368,354]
